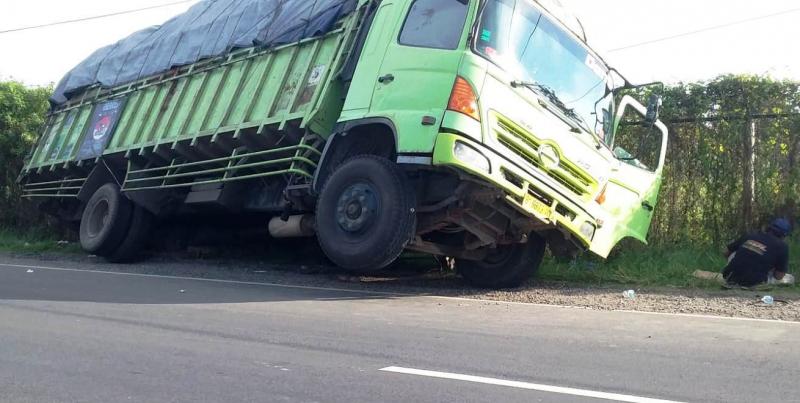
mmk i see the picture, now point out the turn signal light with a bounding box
[448,76,480,122]
[595,184,608,205]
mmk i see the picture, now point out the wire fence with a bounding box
[648,76,800,246]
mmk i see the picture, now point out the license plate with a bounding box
[523,193,552,219]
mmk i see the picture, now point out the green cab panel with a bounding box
[590,95,669,256]
[340,0,476,154]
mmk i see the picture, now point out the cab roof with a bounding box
[532,0,587,43]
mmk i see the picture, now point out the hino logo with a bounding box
[519,119,535,132]
[538,144,560,171]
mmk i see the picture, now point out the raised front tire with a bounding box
[457,234,546,289]
[79,183,133,256]
[106,205,155,263]
[316,155,416,273]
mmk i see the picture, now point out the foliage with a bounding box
[646,75,800,246]
[0,81,51,228]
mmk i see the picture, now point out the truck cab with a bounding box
[318,0,668,287]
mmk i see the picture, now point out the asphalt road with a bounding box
[0,259,798,403]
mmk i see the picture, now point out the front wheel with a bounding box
[457,234,546,289]
[316,155,416,273]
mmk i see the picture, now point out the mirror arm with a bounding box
[607,68,631,90]
[611,76,665,95]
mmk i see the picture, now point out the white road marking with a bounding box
[0,263,407,296]
[611,309,798,324]
[380,366,686,403]
[0,262,796,325]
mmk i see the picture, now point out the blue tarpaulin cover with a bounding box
[52,0,357,105]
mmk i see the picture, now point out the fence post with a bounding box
[741,117,757,231]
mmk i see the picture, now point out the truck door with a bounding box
[602,95,669,243]
[369,0,472,152]
[341,1,397,112]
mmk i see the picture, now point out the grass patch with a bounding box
[0,227,81,254]
[539,235,800,292]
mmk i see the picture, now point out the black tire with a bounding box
[79,183,133,256]
[316,155,416,273]
[106,205,155,263]
[457,234,546,289]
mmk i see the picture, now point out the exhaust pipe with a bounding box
[268,214,316,238]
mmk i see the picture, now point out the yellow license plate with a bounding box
[523,194,552,219]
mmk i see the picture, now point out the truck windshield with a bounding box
[475,0,612,139]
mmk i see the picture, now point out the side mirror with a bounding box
[613,95,669,173]
[602,108,612,141]
[614,146,634,160]
[644,94,662,127]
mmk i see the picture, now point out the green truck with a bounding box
[19,0,668,288]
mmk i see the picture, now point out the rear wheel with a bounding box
[79,183,133,256]
[106,205,155,263]
[457,234,546,289]
[316,155,416,273]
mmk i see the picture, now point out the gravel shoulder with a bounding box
[2,251,798,322]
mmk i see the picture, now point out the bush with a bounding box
[0,80,52,228]
[648,75,799,246]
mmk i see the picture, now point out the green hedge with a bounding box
[650,75,799,245]
[0,81,51,229]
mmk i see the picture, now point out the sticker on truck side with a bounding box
[297,64,328,106]
[76,98,127,161]
[584,54,607,79]
[307,64,327,86]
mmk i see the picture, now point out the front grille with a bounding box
[495,117,596,197]
[555,204,577,221]
[498,136,543,170]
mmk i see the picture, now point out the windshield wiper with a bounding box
[511,81,591,133]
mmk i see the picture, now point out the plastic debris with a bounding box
[26,269,34,273]
[179,290,186,294]
[693,270,723,282]
[623,290,636,300]
[767,273,796,285]
[762,295,774,306]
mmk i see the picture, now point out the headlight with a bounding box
[453,142,491,173]
[579,221,596,240]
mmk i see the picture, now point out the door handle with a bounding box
[378,74,395,84]
[642,201,654,212]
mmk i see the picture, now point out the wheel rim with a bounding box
[335,182,379,234]
[87,199,110,238]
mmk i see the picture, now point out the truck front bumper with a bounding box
[432,132,598,248]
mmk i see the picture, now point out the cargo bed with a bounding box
[21,8,362,199]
